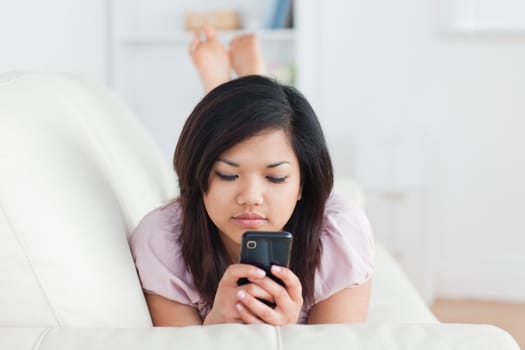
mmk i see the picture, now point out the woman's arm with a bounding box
[145,293,202,326]
[306,279,372,324]
[145,264,273,326]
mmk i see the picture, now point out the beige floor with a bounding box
[431,298,525,349]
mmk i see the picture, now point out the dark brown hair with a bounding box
[173,75,333,308]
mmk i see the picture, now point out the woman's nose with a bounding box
[236,178,264,206]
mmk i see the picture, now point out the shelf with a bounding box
[117,29,295,45]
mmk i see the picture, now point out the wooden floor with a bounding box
[431,299,525,349]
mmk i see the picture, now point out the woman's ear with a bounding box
[297,185,302,201]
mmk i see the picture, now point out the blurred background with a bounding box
[1,0,524,345]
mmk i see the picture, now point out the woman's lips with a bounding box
[232,213,267,228]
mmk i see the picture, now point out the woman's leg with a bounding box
[189,27,231,93]
[229,33,267,77]
[190,29,267,93]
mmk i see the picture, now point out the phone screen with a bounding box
[238,231,293,287]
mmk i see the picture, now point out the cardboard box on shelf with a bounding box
[184,10,241,31]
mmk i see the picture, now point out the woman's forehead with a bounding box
[218,129,297,164]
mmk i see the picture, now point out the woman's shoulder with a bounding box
[129,200,201,306]
[324,192,353,215]
[129,200,182,258]
[322,192,373,239]
[313,192,375,303]
[321,192,375,258]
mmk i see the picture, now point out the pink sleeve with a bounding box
[313,193,375,304]
[129,202,202,308]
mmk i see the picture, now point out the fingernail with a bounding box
[271,265,282,273]
[235,303,244,312]
[256,268,266,277]
[237,290,246,299]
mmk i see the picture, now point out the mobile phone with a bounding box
[237,231,293,288]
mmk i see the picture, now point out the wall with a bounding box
[309,0,525,302]
[0,0,107,80]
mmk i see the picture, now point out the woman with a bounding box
[130,30,374,326]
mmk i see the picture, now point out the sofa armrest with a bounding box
[333,177,437,323]
[369,244,438,323]
[0,324,520,350]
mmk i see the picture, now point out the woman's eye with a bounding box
[215,171,238,181]
[267,176,287,184]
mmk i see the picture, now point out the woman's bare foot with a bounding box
[229,33,267,77]
[190,27,231,93]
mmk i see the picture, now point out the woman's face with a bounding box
[203,128,302,261]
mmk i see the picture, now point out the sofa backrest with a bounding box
[0,72,177,327]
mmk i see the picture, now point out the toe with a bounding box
[204,26,217,40]
[189,36,200,54]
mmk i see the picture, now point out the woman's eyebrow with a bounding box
[218,158,291,168]
[218,158,239,167]
[267,161,291,168]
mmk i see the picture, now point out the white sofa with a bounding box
[0,71,520,349]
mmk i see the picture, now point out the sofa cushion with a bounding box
[0,72,176,326]
[0,324,520,350]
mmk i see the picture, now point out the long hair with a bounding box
[173,75,333,308]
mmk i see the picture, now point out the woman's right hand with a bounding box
[203,264,270,324]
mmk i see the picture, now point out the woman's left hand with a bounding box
[235,265,303,325]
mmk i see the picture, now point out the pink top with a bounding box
[130,193,375,324]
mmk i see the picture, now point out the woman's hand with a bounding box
[236,265,303,326]
[203,264,271,325]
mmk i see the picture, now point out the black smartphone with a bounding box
[238,231,293,288]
